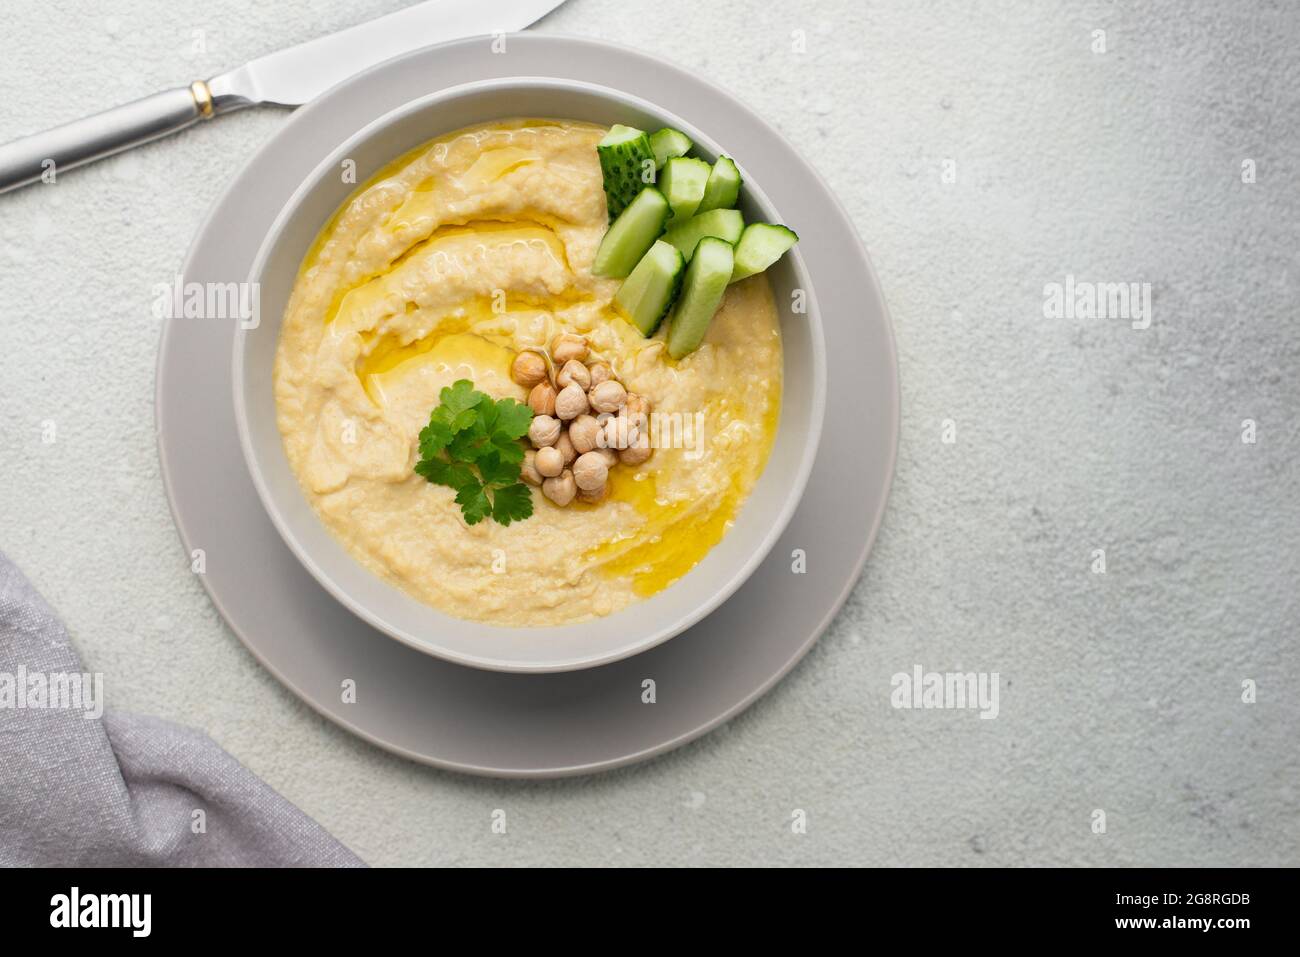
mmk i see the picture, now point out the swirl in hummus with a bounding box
[274,119,782,627]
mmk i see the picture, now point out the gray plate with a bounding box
[156,34,899,778]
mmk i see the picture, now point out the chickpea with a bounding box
[599,417,619,450]
[535,445,564,478]
[595,447,619,469]
[568,414,601,454]
[528,382,557,417]
[577,482,609,505]
[572,451,609,491]
[511,350,547,388]
[556,359,591,391]
[623,409,644,443]
[528,414,561,448]
[620,434,653,466]
[622,393,651,437]
[587,362,612,387]
[555,430,577,467]
[589,379,627,414]
[520,449,542,486]
[551,333,588,364]
[554,382,589,421]
[623,392,651,419]
[601,414,637,451]
[542,468,577,507]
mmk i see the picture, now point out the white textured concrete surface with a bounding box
[1,0,1297,867]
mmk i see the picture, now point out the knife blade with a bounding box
[0,0,567,194]
[210,0,566,109]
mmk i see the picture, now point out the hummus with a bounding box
[274,119,782,627]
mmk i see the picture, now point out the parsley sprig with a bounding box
[414,379,535,526]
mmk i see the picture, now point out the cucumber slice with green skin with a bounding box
[597,124,656,220]
[696,156,742,213]
[592,187,670,279]
[730,223,799,282]
[658,156,711,222]
[666,237,734,359]
[661,208,745,260]
[614,241,685,336]
[649,128,693,169]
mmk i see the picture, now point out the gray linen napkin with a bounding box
[0,552,364,867]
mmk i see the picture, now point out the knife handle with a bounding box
[0,82,221,195]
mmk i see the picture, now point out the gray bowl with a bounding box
[233,76,826,673]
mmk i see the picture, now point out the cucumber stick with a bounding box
[593,187,670,278]
[649,128,693,169]
[614,241,685,336]
[597,125,655,220]
[666,237,734,359]
[661,208,744,260]
[730,223,799,282]
[658,156,711,221]
[697,156,742,213]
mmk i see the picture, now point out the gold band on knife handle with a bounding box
[190,80,214,119]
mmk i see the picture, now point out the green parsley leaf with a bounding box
[489,435,525,465]
[476,451,519,488]
[491,483,535,526]
[413,456,475,490]
[413,378,537,527]
[440,379,485,416]
[492,398,534,441]
[446,423,489,463]
[418,383,485,458]
[454,480,492,526]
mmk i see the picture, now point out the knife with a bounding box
[0,0,566,194]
